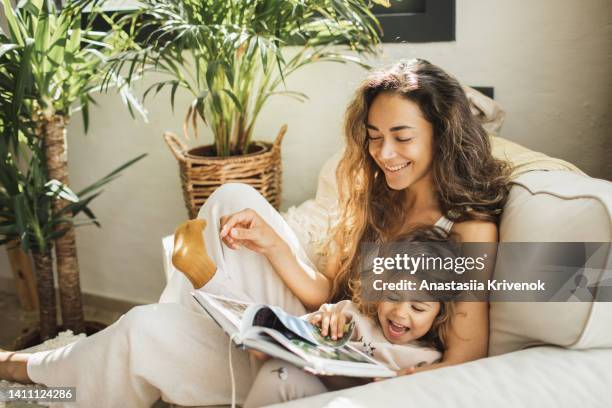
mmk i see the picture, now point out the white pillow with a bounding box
[490,171,612,355]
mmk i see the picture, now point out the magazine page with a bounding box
[190,290,253,340]
[191,291,392,377]
[246,326,395,378]
[241,336,309,369]
[197,291,252,327]
[242,304,355,348]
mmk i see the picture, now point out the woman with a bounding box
[0,59,510,407]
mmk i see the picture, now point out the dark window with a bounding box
[372,0,455,43]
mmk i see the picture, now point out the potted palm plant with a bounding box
[0,40,145,343]
[0,141,145,344]
[1,0,146,335]
[110,0,386,218]
[1,33,146,345]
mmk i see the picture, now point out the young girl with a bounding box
[243,227,458,408]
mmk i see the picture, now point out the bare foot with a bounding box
[0,351,33,384]
[172,219,217,289]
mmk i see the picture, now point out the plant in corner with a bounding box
[0,49,146,343]
[0,141,145,342]
[1,0,147,336]
[110,0,387,217]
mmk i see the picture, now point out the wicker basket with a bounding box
[164,125,286,219]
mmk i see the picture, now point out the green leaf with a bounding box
[265,90,309,102]
[258,36,268,71]
[76,153,147,197]
[33,6,50,59]
[81,205,101,227]
[58,191,100,219]
[12,39,34,130]
[12,193,29,252]
[2,0,24,45]
[81,95,90,132]
[47,226,71,241]
[170,80,180,111]
[205,60,222,92]
[0,223,18,235]
[221,89,243,111]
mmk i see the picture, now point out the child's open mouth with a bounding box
[387,319,409,337]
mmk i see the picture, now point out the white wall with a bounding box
[1,0,610,304]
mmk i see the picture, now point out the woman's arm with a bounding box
[413,220,497,373]
[220,208,331,310]
[265,238,331,310]
[405,299,488,375]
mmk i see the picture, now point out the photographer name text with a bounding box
[372,279,546,292]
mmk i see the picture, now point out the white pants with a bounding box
[243,359,327,408]
[26,183,316,407]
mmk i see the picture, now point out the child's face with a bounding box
[377,301,440,345]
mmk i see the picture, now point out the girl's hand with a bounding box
[309,303,351,341]
[219,208,284,256]
[397,366,416,376]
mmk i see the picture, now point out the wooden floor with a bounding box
[0,280,178,407]
[0,280,128,350]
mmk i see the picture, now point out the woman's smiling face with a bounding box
[366,92,435,191]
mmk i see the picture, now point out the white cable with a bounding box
[228,333,238,408]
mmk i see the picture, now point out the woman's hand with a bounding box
[219,208,284,256]
[220,208,331,310]
[309,303,351,341]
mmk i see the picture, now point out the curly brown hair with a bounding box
[328,58,511,303]
[350,226,459,351]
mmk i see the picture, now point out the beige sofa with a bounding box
[162,138,612,408]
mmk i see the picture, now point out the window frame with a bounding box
[374,0,455,43]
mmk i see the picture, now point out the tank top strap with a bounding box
[434,215,454,233]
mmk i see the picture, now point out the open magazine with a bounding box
[191,291,396,378]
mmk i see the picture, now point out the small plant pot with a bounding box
[11,321,108,351]
[164,125,287,219]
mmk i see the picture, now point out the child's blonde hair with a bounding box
[350,226,459,352]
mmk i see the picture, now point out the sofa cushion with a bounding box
[269,346,612,408]
[282,150,342,272]
[490,136,584,176]
[490,170,612,355]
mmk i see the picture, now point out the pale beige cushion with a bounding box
[490,170,612,355]
[282,150,342,271]
[490,136,585,176]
